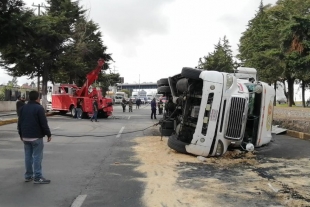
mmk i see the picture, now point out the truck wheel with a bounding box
[167,135,188,154]
[157,78,169,87]
[161,120,174,129]
[70,106,76,118]
[157,86,171,94]
[102,112,109,118]
[181,67,202,80]
[176,78,189,93]
[160,127,174,136]
[82,112,89,119]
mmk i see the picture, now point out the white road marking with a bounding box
[128,116,131,120]
[116,127,125,138]
[71,194,87,207]
[53,127,60,130]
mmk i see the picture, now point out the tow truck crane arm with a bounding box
[76,58,105,97]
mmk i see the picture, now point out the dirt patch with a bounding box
[132,136,310,207]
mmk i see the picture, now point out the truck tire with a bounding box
[102,112,109,118]
[161,120,174,129]
[70,106,76,118]
[82,112,89,119]
[167,135,188,154]
[181,67,202,80]
[157,86,171,94]
[176,78,189,93]
[160,127,174,136]
[157,78,169,87]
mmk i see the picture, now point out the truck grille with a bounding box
[225,97,246,140]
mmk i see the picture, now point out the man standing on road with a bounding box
[121,98,127,112]
[16,95,26,117]
[76,99,83,119]
[128,99,133,112]
[18,90,52,184]
[151,98,157,119]
[136,98,141,109]
[90,97,98,122]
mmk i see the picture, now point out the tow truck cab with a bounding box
[160,67,275,157]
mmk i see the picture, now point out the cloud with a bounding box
[84,0,174,45]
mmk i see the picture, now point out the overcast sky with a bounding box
[1,0,277,85]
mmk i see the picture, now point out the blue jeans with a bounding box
[91,111,98,121]
[76,108,82,118]
[24,139,44,179]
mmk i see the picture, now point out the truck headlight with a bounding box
[226,74,234,91]
[215,140,224,156]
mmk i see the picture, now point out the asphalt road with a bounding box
[0,104,310,206]
[0,104,159,207]
[0,112,17,121]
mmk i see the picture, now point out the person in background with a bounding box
[136,98,141,109]
[76,99,83,119]
[165,96,176,117]
[158,99,163,115]
[128,99,133,112]
[90,97,98,122]
[121,97,127,112]
[16,95,26,117]
[151,98,157,119]
[18,90,52,184]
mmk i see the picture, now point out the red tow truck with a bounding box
[50,59,113,118]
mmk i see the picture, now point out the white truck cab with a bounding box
[158,67,275,157]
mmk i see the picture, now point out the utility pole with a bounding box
[32,2,49,92]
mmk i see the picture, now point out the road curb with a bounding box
[0,112,57,126]
[286,130,310,140]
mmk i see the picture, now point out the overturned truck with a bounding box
[157,67,275,157]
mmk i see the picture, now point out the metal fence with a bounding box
[0,89,32,101]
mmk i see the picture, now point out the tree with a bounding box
[0,0,32,48]
[198,36,234,73]
[121,89,130,97]
[54,18,113,86]
[238,0,310,107]
[95,72,120,97]
[280,15,310,106]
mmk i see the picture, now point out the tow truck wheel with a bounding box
[157,78,169,87]
[102,112,109,118]
[160,127,174,136]
[167,134,188,154]
[157,86,171,94]
[181,67,202,80]
[70,106,76,118]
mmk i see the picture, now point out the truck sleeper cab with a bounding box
[159,67,275,157]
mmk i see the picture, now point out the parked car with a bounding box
[146,98,152,104]
[277,97,287,104]
[138,97,146,104]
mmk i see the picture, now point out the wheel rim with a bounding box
[71,107,76,117]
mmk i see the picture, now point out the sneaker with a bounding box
[25,177,33,182]
[90,119,93,122]
[34,177,51,184]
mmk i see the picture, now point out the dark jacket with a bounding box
[18,101,51,138]
[93,101,98,112]
[151,100,157,110]
[16,100,25,117]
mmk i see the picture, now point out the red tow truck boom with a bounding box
[51,59,113,118]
